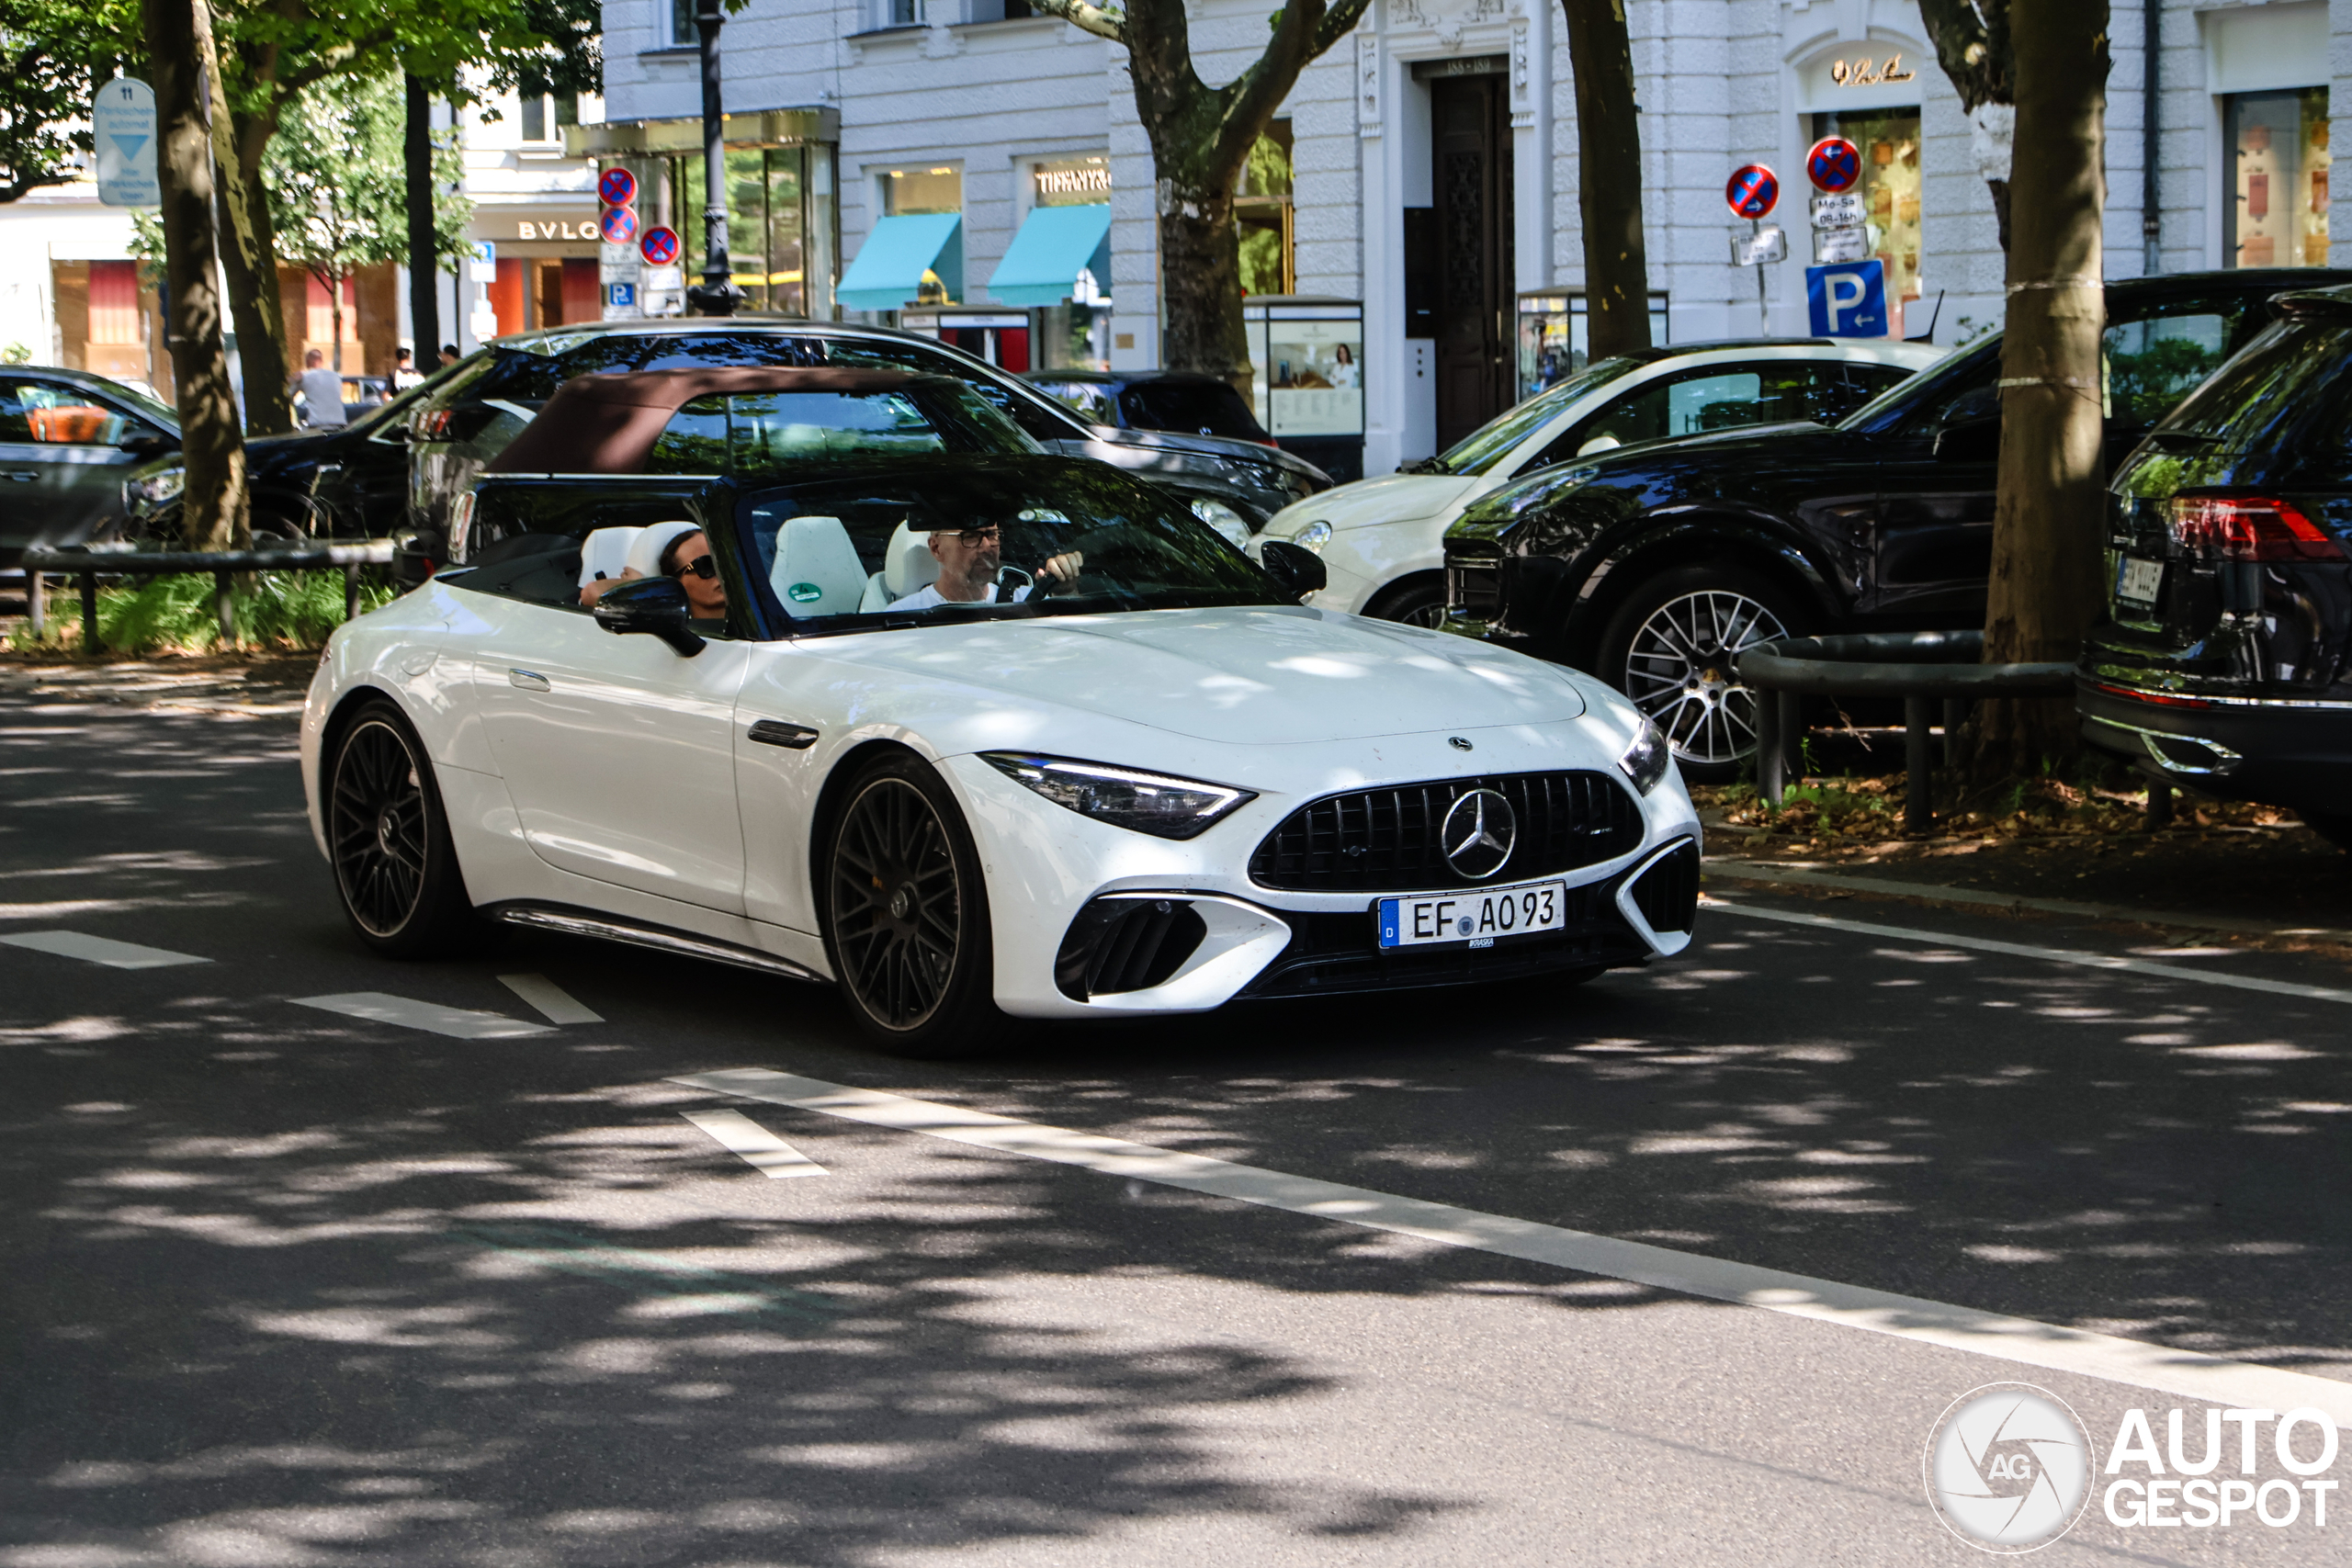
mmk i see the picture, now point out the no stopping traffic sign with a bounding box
[1725,164,1780,220]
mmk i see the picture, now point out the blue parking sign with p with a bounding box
[608,281,637,308]
[1806,259,1888,338]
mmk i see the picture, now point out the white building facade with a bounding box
[588,0,2352,472]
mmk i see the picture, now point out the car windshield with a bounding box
[2148,318,2352,452]
[737,455,1281,631]
[82,373,180,429]
[1432,356,1643,475]
[1118,380,1267,440]
[645,382,1038,478]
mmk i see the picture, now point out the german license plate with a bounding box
[2117,555,2165,606]
[1376,879,1567,950]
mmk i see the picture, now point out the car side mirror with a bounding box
[1933,414,2001,464]
[119,433,177,457]
[593,574,707,656]
[1260,538,1328,603]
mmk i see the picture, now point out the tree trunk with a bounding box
[214,113,293,434]
[1561,0,1650,355]
[328,269,345,374]
[1154,173,1250,393]
[404,73,438,363]
[140,0,246,555]
[1919,0,2016,253]
[1973,0,2108,778]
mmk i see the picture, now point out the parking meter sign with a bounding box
[1725,164,1779,220]
[598,166,638,208]
[599,206,639,245]
[1806,259,1889,337]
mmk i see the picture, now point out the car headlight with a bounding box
[1292,519,1331,553]
[980,752,1257,840]
[1188,497,1252,550]
[1617,716,1672,795]
[126,466,186,509]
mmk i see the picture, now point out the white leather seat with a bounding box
[770,515,869,616]
[624,520,704,580]
[577,525,642,590]
[856,521,940,611]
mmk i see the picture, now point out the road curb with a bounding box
[1703,857,2352,945]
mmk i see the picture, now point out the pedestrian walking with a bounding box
[438,344,461,368]
[392,346,425,390]
[294,348,347,428]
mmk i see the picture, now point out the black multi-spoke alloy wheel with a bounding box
[1366,576,1447,629]
[327,700,475,957]
[822,753,1001,1056]
[1598,565,1802,785]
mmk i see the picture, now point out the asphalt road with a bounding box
[4,673,2350,1565]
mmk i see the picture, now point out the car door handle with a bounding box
[508,669,550,692]
[747,719,819,750]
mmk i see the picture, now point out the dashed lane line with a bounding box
[1,930,209,969]
[292,992,554,1040]
[679,1110,827,1178]
[1701,897,2352,1007]
[499,973,604,1024]
[673,1066,2352,1427]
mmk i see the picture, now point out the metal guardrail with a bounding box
[1734,630,2075,831]
[21,541,397,649]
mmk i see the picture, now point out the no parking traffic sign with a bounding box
[640,226,681,266]
[1725,164,1779,220]
[599,205,639,245]
[598,166,639,208]
[1806,137,1862,193]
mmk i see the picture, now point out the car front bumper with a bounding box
[936,744,1703,1020]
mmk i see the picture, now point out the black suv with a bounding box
[2079,286,2352,842]
[403,321,1329,564]
[1440,269,2352,780]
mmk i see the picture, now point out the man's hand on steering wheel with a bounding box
[1029,550,1085,596]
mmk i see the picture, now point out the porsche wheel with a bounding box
[822,753,1001,1056]
[326,699,475,956]
[1366,576,1447,629]
[1599,565,1799,785]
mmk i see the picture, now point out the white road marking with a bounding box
[291,992,553,1039]
[679,1109,827,1178]
[673,1066,2352,1427]
[0,930,209,969]
[498,973,603,1024]
[1702,897,2352,1007]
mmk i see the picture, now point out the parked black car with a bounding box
[2078,285,2352,844]
[0,367,178,570]
[400,323,1329,574]
[125,372,448,544]
[1439,268,2352,780]
[1023,368,1273,444]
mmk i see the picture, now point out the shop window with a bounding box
[879,164,962,305]
[669,0,695,45]
[2227,88,2330,268]
[1238,120,1293,297]
[1811,108,1923,310]
[673,148,824,314]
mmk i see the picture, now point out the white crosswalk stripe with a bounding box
[291,992,553,1039]
[1,930,209,969]
[498,973,604,1024]
[679,1110,827,1178]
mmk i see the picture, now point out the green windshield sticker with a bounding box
[787,581,824,604]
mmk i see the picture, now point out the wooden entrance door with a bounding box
[1431,73,1515,449]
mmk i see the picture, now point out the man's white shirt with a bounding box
[298,367,347,427]
[888,581,1034,613]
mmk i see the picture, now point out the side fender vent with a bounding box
[1628,840,1701,935]
[1056,898,1209,1000]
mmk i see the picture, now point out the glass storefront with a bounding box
[1022,155,1113,369]
[1812,108,1923,310]
[1515,292,1670,400]
[2226,88,2331,269]
[667,147,836,315]
[1237,121,1294,298]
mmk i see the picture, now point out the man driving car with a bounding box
[890,524,1083,612]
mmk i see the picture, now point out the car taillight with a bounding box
[2166,496,2346,562]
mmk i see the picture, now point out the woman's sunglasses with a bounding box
[672,556,718,581]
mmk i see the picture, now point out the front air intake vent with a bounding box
[1055,897,1209,1000]
[1628,840,1701,935]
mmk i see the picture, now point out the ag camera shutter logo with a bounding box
[1924,1383,2094,1552]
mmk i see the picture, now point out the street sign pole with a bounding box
[1751,220,1769,334]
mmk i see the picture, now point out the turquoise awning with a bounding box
[838,213,964,310]
[987,204,1111,307]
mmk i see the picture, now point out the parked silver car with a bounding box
[0,367,178,570]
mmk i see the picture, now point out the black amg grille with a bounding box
[1248,771,1644,893]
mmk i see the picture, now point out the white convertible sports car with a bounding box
[303,367,1702,1055]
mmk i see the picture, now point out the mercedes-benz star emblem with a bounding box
[1448,736,1474,751]
[1440,789,1517,880]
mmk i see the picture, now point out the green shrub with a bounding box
[12,571,395,655]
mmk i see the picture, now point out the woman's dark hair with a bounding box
[658,528,707,577]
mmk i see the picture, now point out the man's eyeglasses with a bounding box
[672,555,718,581]
[950,526,1001,546]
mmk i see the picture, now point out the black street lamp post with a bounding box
[685,0,744,316]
